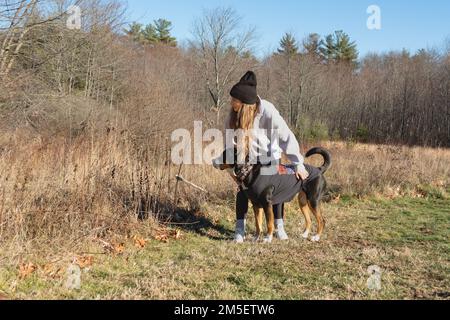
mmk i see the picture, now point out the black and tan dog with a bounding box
[213,148,332,243]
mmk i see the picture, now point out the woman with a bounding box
[226,71,309,243]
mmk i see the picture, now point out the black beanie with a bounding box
[230,71,258,104]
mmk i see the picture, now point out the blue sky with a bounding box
[125,0,450,58]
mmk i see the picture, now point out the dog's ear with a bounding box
[212,150,226,169]
[212,149,237,170]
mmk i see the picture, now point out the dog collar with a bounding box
[235,164,255,189]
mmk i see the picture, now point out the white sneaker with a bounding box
[274,219,289,241]
[234,219,246,243]
[234,233,245,243]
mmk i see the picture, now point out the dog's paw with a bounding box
[302,231,310,239]
[263,235,273,243]
[311,235,321,242]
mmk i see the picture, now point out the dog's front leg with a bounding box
[263,205,275,243]
[253,204,264,242]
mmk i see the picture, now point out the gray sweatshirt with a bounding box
[225,97,306,172]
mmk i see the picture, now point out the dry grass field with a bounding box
[0,131,449,299]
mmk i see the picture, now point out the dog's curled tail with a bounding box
[305,147,332,174]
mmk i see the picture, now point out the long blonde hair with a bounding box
[228,101,260,159]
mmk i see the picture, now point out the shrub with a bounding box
[356,125,370,143]
[296,116,330,142]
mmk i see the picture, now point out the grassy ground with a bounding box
[0,194,448,300]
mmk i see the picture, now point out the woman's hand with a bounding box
[296,167,309,181]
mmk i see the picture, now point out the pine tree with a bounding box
[277,32,299,125]
[125,19,177,47]
[319,34,337,62]
[125,22,144,44]
[303,33,321,58]
[320,30,358,65]
[278,32,299,57]
[334,31,358,64]
[153,19,177,46]
[142,24,158,44]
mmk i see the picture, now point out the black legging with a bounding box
[236,189,285,220]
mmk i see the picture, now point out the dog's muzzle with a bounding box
[212,156,237,178]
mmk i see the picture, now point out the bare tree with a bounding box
[0,0,88,80]
[190,7,256,124]
[0,0,39,78]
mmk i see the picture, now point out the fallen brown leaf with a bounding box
[74,256,94,269]
[42,263,63,278]
[153,229,183,242]
[332,195,341,203]
[114,243,125,254]
[19,263,37,279]
[133,235,148,248]
[154,233,169,243]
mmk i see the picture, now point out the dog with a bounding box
[213,147,332,243]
